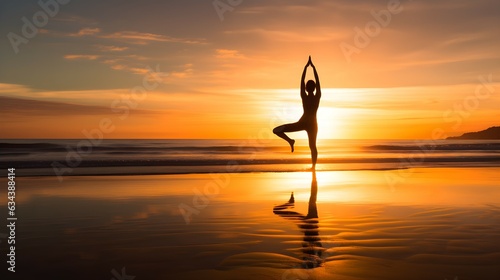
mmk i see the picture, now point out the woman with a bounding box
[273,56,321,169]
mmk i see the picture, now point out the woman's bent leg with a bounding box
[273,122,303,152]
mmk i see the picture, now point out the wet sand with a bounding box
[2,167,500,279]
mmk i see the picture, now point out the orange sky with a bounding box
[1,0,499,139]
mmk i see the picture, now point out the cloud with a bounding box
[64,54,100,60]
[0,82,177,111]
[0,83,125,106]
[225,28,345,43]
[70,27,101,37]
[102,59,166,75]
[31,19,206,79]
[169,64,193,78]
[0,96,116,116]
[101,31,206,45]
[65,53,156,75]
[123,66,155,75]
[0,83,31,94]
[40,27,205,46]
[84,53,152,75]
[235,1,354,15]
[109,64,126,71]
[95,45,129,52]
[215,49,246,59]
[51,14,99,25]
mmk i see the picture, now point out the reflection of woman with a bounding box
[273,56,321,169]
[273,171,323,268]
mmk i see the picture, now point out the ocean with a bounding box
[2,139,500,279]
[1,139,500,176]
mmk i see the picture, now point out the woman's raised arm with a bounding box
[301,57,311,98]
[311,62,321,98]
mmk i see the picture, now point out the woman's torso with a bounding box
[300,95,320,123]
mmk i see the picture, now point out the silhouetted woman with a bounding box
[273,56,321,169]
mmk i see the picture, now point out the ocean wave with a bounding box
[2,155,500,169]
[367,143,500,151]
[0,142,284,155]
[2,139,500,175]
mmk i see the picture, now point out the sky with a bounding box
[0,0,499,139]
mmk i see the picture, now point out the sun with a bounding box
[317,106,341,139]
[318,105,357,139]
[316,88,367,139]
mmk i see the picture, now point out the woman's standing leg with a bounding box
[307,124,318,168]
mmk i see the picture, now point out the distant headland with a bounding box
[447,126,500,140]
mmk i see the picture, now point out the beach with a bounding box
[3,0,500,278]
[2,166,500,279]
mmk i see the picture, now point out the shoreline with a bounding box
[6,163,500,177]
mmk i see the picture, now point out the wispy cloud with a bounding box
[95,45,129,52]
[101,58,167,75]
[225,28,345,43]
[0,83,175,111]
[51,14,99,25]
[0,83,31,94]
[70,27,101,37]
[64,54,100,60]
[215,49,246,59]
[0,83,123,105]
[40,27,205,46]
[101,31,206,45]
[64,51,156,75]
[114,65,157,75]
[169,64,193,78]
[0,96,118,116]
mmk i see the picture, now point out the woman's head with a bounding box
[306,80,316,94]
